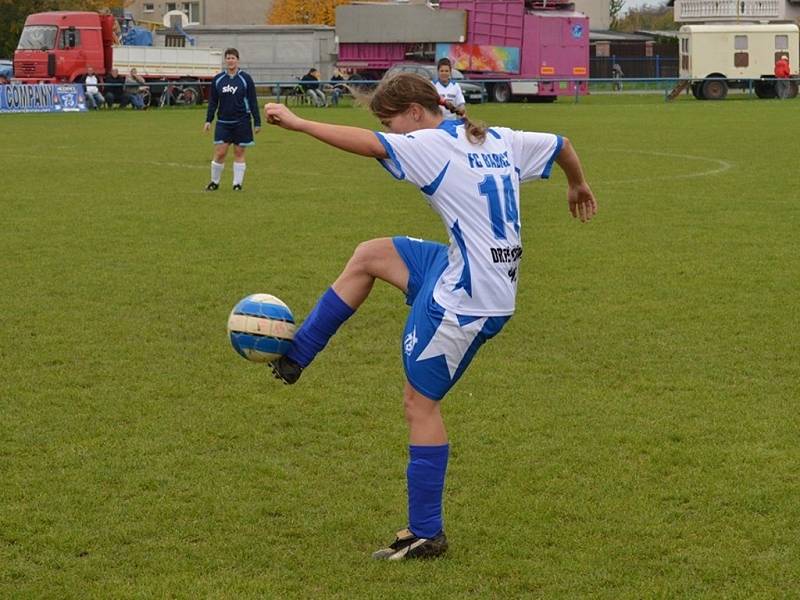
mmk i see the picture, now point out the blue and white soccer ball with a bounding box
[227,294,296,362]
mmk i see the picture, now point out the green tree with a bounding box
[0,1,117,58]
[615,2,678,32]
[610,0,626,29]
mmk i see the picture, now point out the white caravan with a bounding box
[678,23,799,99]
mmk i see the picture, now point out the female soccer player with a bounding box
[203,48,261,191]
[433,57,466,120]
[263,73,597,560]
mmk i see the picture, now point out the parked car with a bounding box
[384,63,484,103]
[0,59,12,81]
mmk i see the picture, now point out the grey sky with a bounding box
[624,0,670,10]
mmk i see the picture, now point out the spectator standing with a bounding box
[301,68,327,107]
[774,55,791,100]
[612,63,624,92]
[84,66,105,109]
[433,58,465,120]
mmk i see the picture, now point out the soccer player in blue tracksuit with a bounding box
[204,48,261,191]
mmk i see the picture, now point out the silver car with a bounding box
[384,63,484,103]
[0,59,12,80]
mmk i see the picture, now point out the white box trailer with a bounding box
[679,23,799,99]
[112,45,223,79]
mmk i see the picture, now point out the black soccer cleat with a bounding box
[232,184,242,191]
[205,181,219,191]
[270,355,303,385]
[372,528,448,561]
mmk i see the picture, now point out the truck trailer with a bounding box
[335,0,589,102]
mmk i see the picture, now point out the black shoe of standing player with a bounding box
[205,181,219,191]
[372,529,448,560]
[233,184,242,191]
[270,355,303,385]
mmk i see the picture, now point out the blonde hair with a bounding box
[365,72,487,144]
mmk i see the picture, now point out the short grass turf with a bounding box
[1,94,799,598]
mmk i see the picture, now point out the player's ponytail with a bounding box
[364,72,487,144]
[436,97,486,144]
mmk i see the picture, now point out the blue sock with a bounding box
[407,444,449,539]
[286,287,355,368]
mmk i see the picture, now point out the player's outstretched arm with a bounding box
[555,137,597,223]
[264,103,388,159]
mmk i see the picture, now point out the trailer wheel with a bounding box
[701,79,727,100]
[788,81,799,99]
[691,81,704,99]
[754,80,776,99]
[491,82,511,103]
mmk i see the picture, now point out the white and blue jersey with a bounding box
[206,69,261,145]
[433,80,465,119]
[375,120,562,399]
[376,119,562,317]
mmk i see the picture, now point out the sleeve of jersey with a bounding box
[504,129,563,182]
[373,131,448,189]
[246,74,261,127]
[205,76,219,123]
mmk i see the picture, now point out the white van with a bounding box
[679,23,799,99]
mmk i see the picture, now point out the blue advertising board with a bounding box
[0,83,87,113]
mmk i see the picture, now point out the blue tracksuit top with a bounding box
[205,70,261,127]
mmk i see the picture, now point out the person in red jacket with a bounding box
[774,55,791,99]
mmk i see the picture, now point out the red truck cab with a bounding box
[13,11,115,83]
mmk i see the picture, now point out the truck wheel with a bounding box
[491,83,511,103]
[754,80,776,99]
[691,81,705,99]
[701,79,727,100]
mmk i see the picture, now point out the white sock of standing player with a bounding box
[233,162,246,187]
[210,161,224,184]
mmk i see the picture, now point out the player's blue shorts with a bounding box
[214,119,255,146]
[393,236,511,401]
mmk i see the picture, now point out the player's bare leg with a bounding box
[271,238,408,384]
[372,382,449,560]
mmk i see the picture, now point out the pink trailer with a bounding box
[336,0,589,102]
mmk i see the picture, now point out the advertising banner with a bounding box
[0,83,87,113]
[436,44,521,74]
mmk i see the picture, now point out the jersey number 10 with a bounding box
[478,174,520,240]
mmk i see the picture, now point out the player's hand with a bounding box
[264,103,304,131]
[203,122,210,133]
[254,126,261,134]
[567,182,597,222]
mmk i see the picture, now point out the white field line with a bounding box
[595,149,733,185]
[0,148,206,170]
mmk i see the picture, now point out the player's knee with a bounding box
[346,240,377,274]
[403,389,438,425]
[348,239,394,275]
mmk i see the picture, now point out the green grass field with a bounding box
[2,95,799,598]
